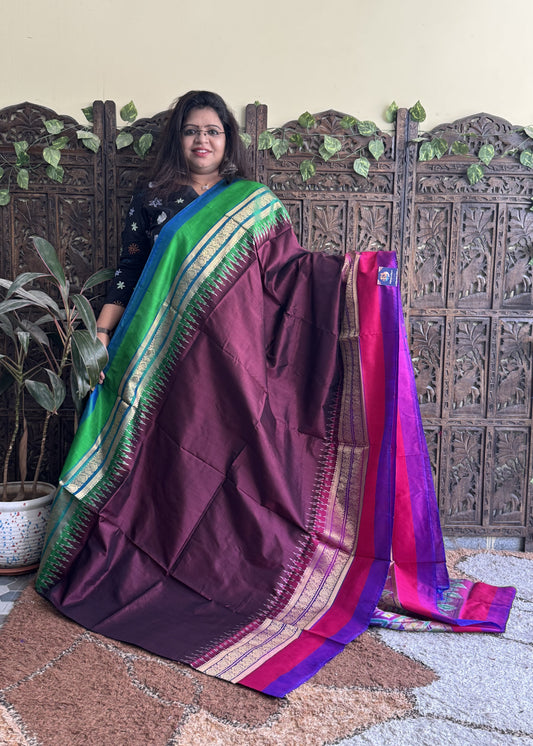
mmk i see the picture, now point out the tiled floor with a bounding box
[0,573,35,629]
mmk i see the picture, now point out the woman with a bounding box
[95,90,250,350]
[36,91,515,698]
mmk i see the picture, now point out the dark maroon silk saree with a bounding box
[36,180,515,696]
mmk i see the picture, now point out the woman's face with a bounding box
[181,107,226,178]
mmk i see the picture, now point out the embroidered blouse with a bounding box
[105,185,199,306]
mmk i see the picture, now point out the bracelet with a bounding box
[96,326,113,336]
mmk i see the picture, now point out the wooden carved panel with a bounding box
[1,102,530,545]
[504,207,533,307]
[450,318,489,415]
[442,428,484,526]
[0,102,105,485]
[455,205,495,307]
[494,319,532,415]
[409,317,445,417]
[411,205,450,307]
[308,202,346,255]
[489,428,528,526]
[355,203,391,252]
[407,113,533,545]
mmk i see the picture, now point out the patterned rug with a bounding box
[0,550,528,746]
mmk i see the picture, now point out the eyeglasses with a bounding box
[181,127,225,138]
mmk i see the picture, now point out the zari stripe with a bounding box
[36,181,289,589]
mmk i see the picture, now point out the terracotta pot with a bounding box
[0,482,55,574]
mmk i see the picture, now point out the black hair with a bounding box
[148,90,251,192]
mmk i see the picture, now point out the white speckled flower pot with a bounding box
[0,483,55,574]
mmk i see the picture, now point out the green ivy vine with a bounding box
[254,100,426,182]
[254,100,533,188]
[4,98,533,202]
[0,101,152,207]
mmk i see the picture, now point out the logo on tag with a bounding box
[377,266,398,286]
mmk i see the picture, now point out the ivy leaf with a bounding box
[16,169,29,190]
[297,112,316,130]
[520,149,533,168]
[299,159,316,181]
[272,138,289,160]
[419,141,435,161]
[0,190,10,206]
[120,101,138,123]
[258,130,275,150]
[318,135,342,162]
[43,146,61,168]
[239,132,252,148]
[478,144,495,166]
[409,101,427,123]
[357,120,377,137]
[467,163,485,185]
[368,138,385,161]
[523,125,533,139]
[353,157,370,178]
[44,119,64,135]
[0,166,4,180]
[46,164,65,183]
[14,141,29,156]
[82,106,94,123]
[384,101,398,124]
[115,131,134,150]
[451,140,469,155]
[289,133,304,148]
[52,136,69,150]
[431,138,448,159]
[77,131,101,153]
[133,133,153,158]
[14,141,30,168]
[339,115,357,130]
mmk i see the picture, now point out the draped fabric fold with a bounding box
[36,180,515,697]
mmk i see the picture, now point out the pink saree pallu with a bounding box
[36,180,515,697]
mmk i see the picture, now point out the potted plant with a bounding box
[0,236,112,573]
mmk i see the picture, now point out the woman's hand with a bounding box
[96,330,111,383]
[95,304,125,384]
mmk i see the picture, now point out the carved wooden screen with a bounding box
[0,101,531,547]
[403,114,533,548]
[245,105,532,549]
[0,102,108,482]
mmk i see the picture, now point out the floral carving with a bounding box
[356,204,390,252]
[309,203,345,254]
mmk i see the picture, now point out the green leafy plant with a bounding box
[0,237,113,500]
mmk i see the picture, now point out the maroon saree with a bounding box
[36,180,515,696]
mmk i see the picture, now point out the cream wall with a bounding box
[1,0,532,131]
